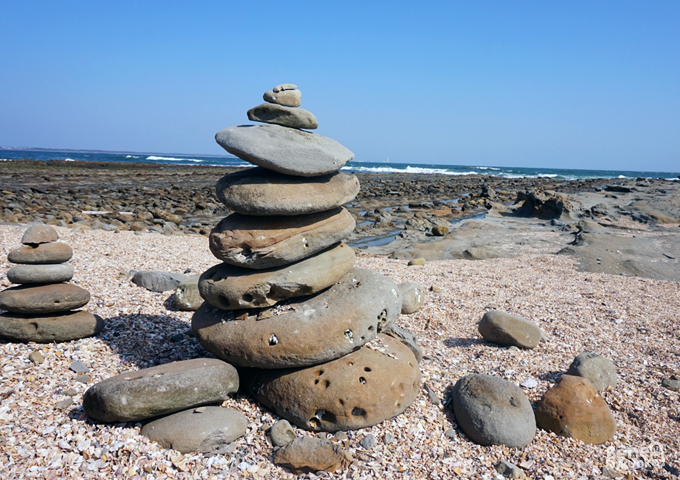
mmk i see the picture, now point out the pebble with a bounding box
[444,428,457,439]
[55,398,73,410]
[495,460,526,479]
[69,361,89,373]
[359,434,377,450]
[424,383,441,405]
[661,376,680,391]
[62,389,78,396]
[28,351,45,364]
[383,432,395,444]
[75,374,91,384]
[269,420,297,447]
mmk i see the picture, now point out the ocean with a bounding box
[1,148,678,181]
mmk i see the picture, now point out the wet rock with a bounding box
[216,168,360,216]
[83,358,239,422]
[141,406,247,454]
[566,352,617,391]
[173,275,203,311]
[7,264,74,284]
[0,311,104,343]
[21,224,58,244]
[8,242,73,264]
[478,310,543,349]
[131,270,188,293]
[535,375,616,444]
[192,268,401,368]
[198,243,355,310]
[274,436,350,474]
[398,282,426,314]
[0,284,90,314]
[209,208,355,269]
[247,103,318,129]
[247,334,421,432]
[452,374,536,448]
[269,419,297,447]
[215,124,353,177]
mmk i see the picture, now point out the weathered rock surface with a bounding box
[478,310,543,349]
[535,375,616,444]
[566,352,617,391]
[7,264,74,284]
[269,419,297,447]
[0,284,90,314]
[198,243,355,310]
[215,124,354,177]
[209,208,355,269]
[7,242,73,264]
[216,168,360,216]
[452,374,536,448]
[273,83,297,92]
[141,406,247,454]
[247,103,318,130]
[382,325,423,363]
[0,310,103,343]
[398,282,426,314]
[263,88,301,107]
[245,334,421,431]
[131,270,188,293]
[83,358,239,423]
[21,224,58,245]
[173,275,203,311]
[192,268,402,368]
[274,436,349,474]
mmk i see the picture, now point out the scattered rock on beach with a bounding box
[131,270,188,293]
[408,258,426,266]
[274,436,350,474]
[173,274,203,311]
[478,310,543,349]
[566,352,617,391]
[269,420,297,447]
[398,282,426,314]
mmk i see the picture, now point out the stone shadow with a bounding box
[442,337,488,349]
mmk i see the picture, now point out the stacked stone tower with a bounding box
[0,224,102,342]
[192,84,421,432]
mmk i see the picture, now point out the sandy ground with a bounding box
[1,224,679,479]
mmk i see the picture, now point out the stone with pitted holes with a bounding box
[141,406,247,454]
[198,243,355,310]
[215,124,353,176]
[192,268,401,369]
[7,264,74,284]
[21,224,59,245]
[0,284,90,314]
[0,310,104,343]
[247,103,318,130]
[209,208,355,269]
[216,168,359,216]
[478,310,543,349]
[82,358,239,422]
[243,334,421,431]
[8,242,73,264]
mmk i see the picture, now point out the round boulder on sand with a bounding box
[245,334,421,432]
[535,375,616,445]
[192,268,402,369]
[215,168,360,216]
[566,352,617,391]
[452,374,536,448]
[0,310,103,343]
[8,242,73,264]
[478,310,543,349]
[209,208,355,269]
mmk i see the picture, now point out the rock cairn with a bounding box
[0,224,103,342]
[192,83,421,432]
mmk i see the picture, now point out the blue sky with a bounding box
[1,1,678,172]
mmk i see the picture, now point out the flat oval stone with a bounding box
[263,89,301,107]
[7,264,74,284]
[0,284,90,314]
[7,242,73,264]
[247,103,318,129]
[83,358,239,423]
[209,208,355,269]
[478,310,543,349]
[216,168,359,216]
[199,243,355,310]
[192,268,402,369]
[141,406,247,454]
[245,334,420,432]
[22,224,58,244]
[215,124,354,176]
[0,310,103,343]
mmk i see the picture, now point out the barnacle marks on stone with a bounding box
[192,268,402,369]
[209,208,356,269]
[243,334,421,432]
[215,168,360,216]
[198,243,355,310]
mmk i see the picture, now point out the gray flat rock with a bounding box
[216,168,360,216]
[0,310,103,343]
[247,103,318,129]
[22,224,58,244]
[246,334,421,432]
[141,406,247,454]
[209,208,355,269]
[192,268,402,369]
[132,271,188,293]
[215,124,353,176]
[452,374,536,448]
[478,310,543,349]
[7,264,74,284]
[198,243,355,310]
[83,358,239,423]
[8,242,73,264]
[0,284,90,314]
[263,89,301,107]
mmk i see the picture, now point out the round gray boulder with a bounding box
[566,352,617,390]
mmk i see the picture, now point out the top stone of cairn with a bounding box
[22,224,58,245]
[264,84,301,107]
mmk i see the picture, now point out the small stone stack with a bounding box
[0,224,103,342]
[192,84,421,432]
